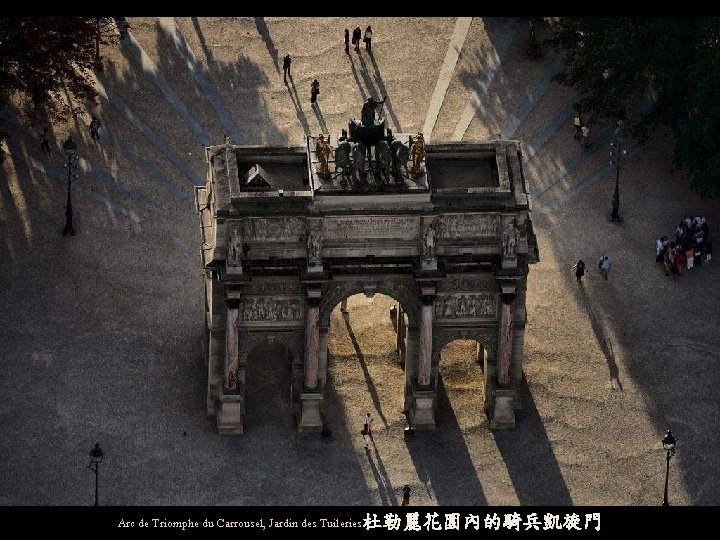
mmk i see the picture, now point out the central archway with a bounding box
[323,293,406,439]
[244,338,295,433]
[437,339,486,429]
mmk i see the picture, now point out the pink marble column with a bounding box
[224,302,240,390]
[304,300,320,390]
[497,295,515,386]
[417,300,434,387]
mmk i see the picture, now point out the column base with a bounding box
[297,391,323,432]
[408,383,436,430]
[216,394,244,435]
[489,387,516,430]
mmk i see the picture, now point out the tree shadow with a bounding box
[404,377,488,505]
[492,377,574,505]
[342,314,390,431]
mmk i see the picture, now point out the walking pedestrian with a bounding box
[344,28,350,54]
[283,54,291,82]
[598,255,612,280]
[580,125,590,148]
[365,412,374,437]
[353,26,362,52]
[361,423,371,448]
[573,259,586,284]
[401,484,411,506]
[573,113,582,140]
[310,79,320,105]
[40,127,51,154]
[89,116,102,141]
[364,25,372,52]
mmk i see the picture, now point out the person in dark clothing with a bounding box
[310,79,320,105]
[344,28,350,54]
[573,259,586,284]
[353,26,362,52]
[40,127,51,154]
[401,484,411,506]
[282,54,291,82]
[89,116,102,141]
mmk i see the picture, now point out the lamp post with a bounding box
[88,442,104,506]
[661,429,676,506]
[609,122,627,223]
[62,136,79,236]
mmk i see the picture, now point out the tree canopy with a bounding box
[0,17,119,163]
[549,17,720,197]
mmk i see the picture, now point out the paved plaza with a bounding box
[1,17,719,505]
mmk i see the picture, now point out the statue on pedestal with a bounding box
[503,221,518,257]
[361,96,387,126]
[422,223,436,261]
[314,134,332,177]
[307,228,323,264]
[227,225,243,268]
[409,132,426,174]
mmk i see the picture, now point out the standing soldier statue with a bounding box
[314,134,333,177]
[409,132,426,174]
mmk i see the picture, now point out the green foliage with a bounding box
[550,17,720,197]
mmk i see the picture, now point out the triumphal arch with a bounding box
[195,112,539,435]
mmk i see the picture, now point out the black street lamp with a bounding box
[62,136,79,236]
[88,443,104,506]
[609,122,627,223]
[661,429,676,506]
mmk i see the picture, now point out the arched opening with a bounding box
[437,340,486,429]
[244,339,294,433]
[323,293,407,439]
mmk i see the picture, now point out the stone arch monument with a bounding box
[195,117,539,435]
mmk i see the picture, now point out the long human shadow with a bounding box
[312,102,330,135]
[254,17,280,74]
[365,448,390,505]
[372,443,399,505]
[286,74,311,136]
[342,314,390,430]
[348,53,370,103]
[404,377,488,505]
[577,283,623,391]
[365,50,402,132]
[492,377,574,505]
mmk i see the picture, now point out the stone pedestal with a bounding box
[408,381,436,430]
[489,387,516,429]
[297,391,323,432]
[216,393,244,435]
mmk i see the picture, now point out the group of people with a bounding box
[656,215,712,277]
[283,25,376,108]
[573,113,590,148]
[573,255,613,284]
[345,25,373,54]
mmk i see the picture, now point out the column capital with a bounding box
[501,292,517,305]
[420,294,436,306]
[306,297,321,309]
[226,298,241,310]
